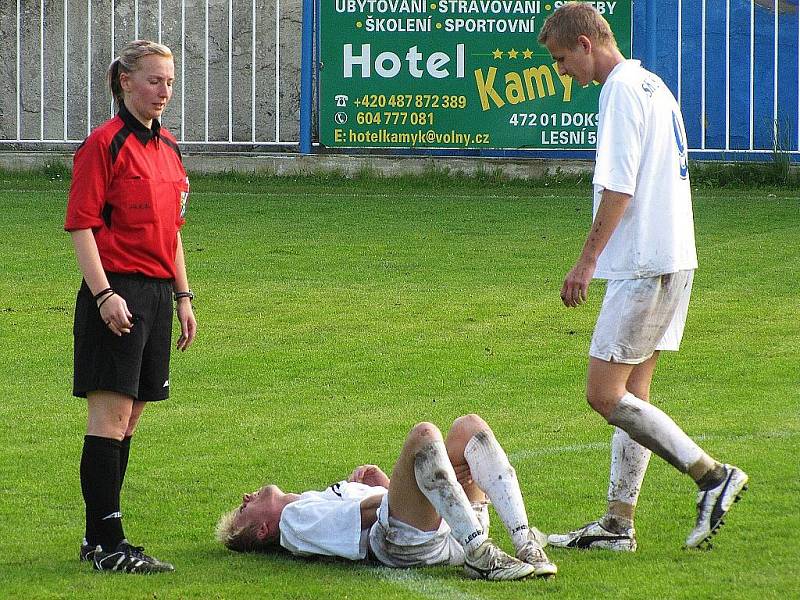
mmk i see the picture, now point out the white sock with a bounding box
[414,440,487,553]
[471,500,490,532]
[464,430,530,552]
[608,393,706,473]
[607,427,651,508]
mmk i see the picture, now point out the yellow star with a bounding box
[492,48,503,59]
[523,48,533,59]
[508,48,519,59]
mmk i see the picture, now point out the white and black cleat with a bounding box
[516,536,558,578]
[463,538,536,581]
[547,520,637,552]
[685,464,749,550]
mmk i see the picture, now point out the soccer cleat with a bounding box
[685,464,748,550]
[547,520,637,552]
[516,537,558,577]
[463,538,535,581]
[93,540,175,574]
[79,538,95,562]
[528,526,548,548]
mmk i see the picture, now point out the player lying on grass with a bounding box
[216,414,555,581]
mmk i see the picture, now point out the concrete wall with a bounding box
[0,0,304,146]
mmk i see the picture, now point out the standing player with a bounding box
[216,414,556,581]
[536,3,747,551]
[65,40,196,573]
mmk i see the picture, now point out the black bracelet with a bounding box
[174,290,194,301]
[97,292,116,310]
[93,287,114,301]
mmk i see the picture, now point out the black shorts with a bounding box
[73,273,173,402]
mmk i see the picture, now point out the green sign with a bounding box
[319,1,631,150]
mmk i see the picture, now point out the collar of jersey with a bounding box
[118,102,161,146]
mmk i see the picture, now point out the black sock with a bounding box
[119,436,132,490]
[80,435,125,550]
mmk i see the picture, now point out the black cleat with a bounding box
[93,540,175,574]
[79,538,96,562]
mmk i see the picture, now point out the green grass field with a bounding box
[0,170,797,599]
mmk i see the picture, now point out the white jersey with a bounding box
[592,60,698,280]
[279,480,387,561]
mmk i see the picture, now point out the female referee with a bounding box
[65,40,196,574]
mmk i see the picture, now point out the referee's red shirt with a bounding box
[65,103,189,280]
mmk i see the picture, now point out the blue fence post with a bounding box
[299,0,314,154]
[646,0,657,71]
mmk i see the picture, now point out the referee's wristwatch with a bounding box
[174,289,194,301]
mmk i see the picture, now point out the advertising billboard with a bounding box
[319,1,631,149]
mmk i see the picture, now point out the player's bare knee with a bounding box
[411,421,439,436]
[586,391,615,420]
[407,422,442,449]
[449,413,487,439]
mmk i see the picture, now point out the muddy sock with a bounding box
[608,393,707,473]
[464,430,531,552]
[605,427,651,528]
[414,440,487,553]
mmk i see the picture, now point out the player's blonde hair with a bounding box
[107,39,173,106]
[215,508,274,553]
[537,2,617,49]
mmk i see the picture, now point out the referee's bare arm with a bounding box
[70,229,133,335]
[173,231,197,351]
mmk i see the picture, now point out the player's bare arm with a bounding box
[348,464,390,488]
[561,189,632,307]
[358,493,384,530]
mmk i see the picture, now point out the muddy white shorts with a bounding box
[589,270,694,364]
[368,493,465,568]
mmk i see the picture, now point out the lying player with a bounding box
[216,414,556,581]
